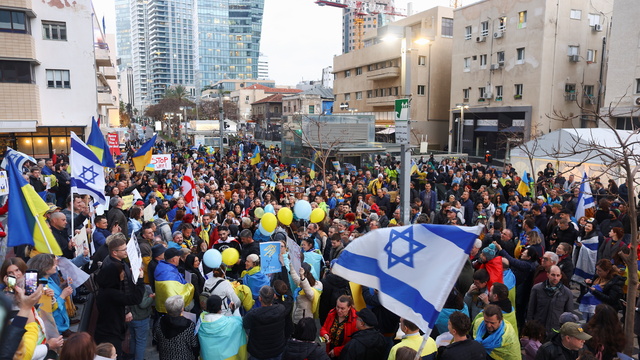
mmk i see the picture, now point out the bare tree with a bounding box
[546,103,640,355]
[282,114,351,183]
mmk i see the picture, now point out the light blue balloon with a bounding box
[258,223,274,236]
[203,249,222,269]
[294,200,312,220]
[264,204,275,214]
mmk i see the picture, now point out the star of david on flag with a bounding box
[70,132,107,206]
[333,224,482,335]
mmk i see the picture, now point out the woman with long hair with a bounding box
[289,262,323,324]
[584,304,625,360]
[579,259,624,321]
[59,332,96,360]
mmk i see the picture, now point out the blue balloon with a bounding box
[294,200,312,220]
[264,204,275,214]
[203,249,222,269]
[258,223,274,236]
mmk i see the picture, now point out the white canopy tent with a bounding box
[509,128,640,183]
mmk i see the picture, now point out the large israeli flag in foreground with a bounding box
[333,224,482,333]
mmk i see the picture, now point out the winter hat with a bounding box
[482,244,497,261]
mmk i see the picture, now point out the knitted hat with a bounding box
[482,244,497,261]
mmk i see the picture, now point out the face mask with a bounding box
[260,185,265,190]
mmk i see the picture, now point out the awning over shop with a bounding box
[500,126,525,133]
[0,120,37,133]
[376,127,395,134]
[475,126,499,132]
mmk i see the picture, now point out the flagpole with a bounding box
[34,213,53,254]
[70,133,75,234]
[414,334,430,360]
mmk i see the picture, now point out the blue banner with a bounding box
[260,242,281,274]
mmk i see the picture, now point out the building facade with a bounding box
[602,0,639,130]
[0,0,113,157]
[450,0,612,158]
[333,6,454,149]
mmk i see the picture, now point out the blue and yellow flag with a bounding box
[87,117,116,168]
[309,151,317,180]
[198,314,247,360]
[154,260,194,313]
[517,171,532,197]
[5,149,62,255]
[132,134,157,172]
[238,143,244,160]
[250,145,261,165]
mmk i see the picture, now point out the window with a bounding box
[570,9,582,19]
[514,84,523,97]
[344,93,351,101]
[465,26,472,40]
[478,87,486,99]
[497,51,505,64]
[0,10,27,33]
[496,85,503,99]
[417,85,426,95]
[568,45,579,56]
[345,70,351,77]
[586,49,597,63]
[463,57,471,71]
[583,85,594,96]
[481,21,489,37]
[463,88,470,101]
[308,105,315,114]
[418,56,426,65]
[588,13,601,26]
[518,11,527,29]
[498,17,507,32]
[392,87,399,96]
[516,48,525,64]
[367,90,373,98]
[480,54,487,67]
[0,60,33,83]
[441,17,453,37]
[355,91,362,100]
[636,79,640,94]
[46,69,70,88]
[42,21,66,40]
[356,67,362,75]
[565,84,576,93]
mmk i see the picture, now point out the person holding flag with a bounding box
[181,164,199,217]
[250,145,261,166]
[132,134,158,172]
[70,132,107,206]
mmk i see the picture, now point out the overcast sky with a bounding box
[93,0,474,86]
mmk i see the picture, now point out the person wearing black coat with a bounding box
[283,318,330,360]
[361,286,399,347]
[243,286,290,359]
[319,272,351,324]
[497,245,538,329]
[94,261,146,358]
[340,308,388,360]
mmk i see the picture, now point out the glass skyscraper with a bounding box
[115,0,264,108]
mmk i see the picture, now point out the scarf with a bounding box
[474,319,505,353]
[199,225,211,245]
[543,280,561,297]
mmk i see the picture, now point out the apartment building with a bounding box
[450,0,612,158]
[333,6,454,149]
[602,0,639,129]
[0,0,114,157]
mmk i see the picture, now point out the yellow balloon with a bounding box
[221,248,240,266]
[261,212,277,233]
[310,208,326,223]
[254,207,265,219]
[277,207,293,226]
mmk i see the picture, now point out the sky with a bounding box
[93,0,472,86]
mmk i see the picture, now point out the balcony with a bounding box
[97,92,115,106]
[0,32,36,60]
[95,45,112,67]
[366,66,400,81]
[366,95,400,107]
[103,67,117,79]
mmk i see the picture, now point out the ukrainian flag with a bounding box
[87,117,116,168]
[238,143,243,160]
[250,145,261,165]
[5,149,62,255]
[517,171,532,197]
[198,313,247,360]
[309,151,317,179]
[154,260,194,313]
[132,134,158,172]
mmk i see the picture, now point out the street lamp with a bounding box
[379,24,432,225]
[456,104,469,154]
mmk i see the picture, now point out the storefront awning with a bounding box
[500,126,525,133]
[376,128,395,134]
[0,120,37,133]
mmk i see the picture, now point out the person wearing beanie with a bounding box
[154,247,195,313]
[339,308,387,360]
[476,244,503,290]
[148,244,166,291]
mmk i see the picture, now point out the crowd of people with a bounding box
[0,140,638,360]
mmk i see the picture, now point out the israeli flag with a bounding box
[70,132,106,206]
[575,171,594,220]
[1,147,36,171]
[333,224,482,333]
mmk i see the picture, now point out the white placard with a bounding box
[56,257,90,290]
[132,188,143,201]
[73,227,88,258]
[143,204,155,221]
[286,237,302,274]
[127,234,142,284]
[151,154,172,171]
[0,171,7,195]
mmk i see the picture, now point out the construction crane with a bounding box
[315,1,406,51]
[450,0,462,8]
